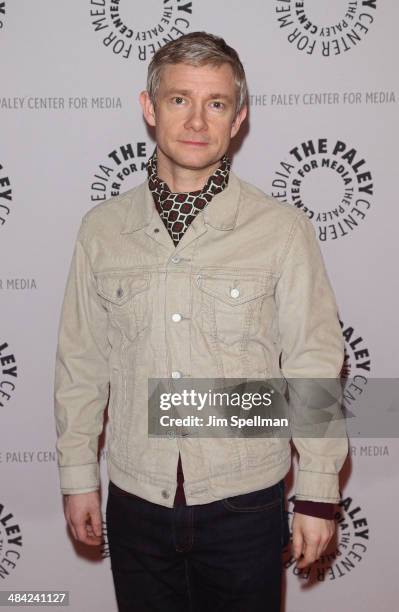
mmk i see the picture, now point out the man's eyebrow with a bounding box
[208,93,234,102]
[163,89,234,102]
[164,89,192,97]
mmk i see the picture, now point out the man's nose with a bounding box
[185,103,207,131]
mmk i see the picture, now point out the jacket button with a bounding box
[230,288,240,299]
[171,370,182,379]
[171,313,182,322]
[171,256,180,264]
[161,489,170,499]
[154,228,160,233]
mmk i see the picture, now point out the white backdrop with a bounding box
[1,1,398,610]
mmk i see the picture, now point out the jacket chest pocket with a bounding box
[95,271,151,342]
[196,270,275,346]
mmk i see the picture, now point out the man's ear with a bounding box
[139,90,156,127]
[230,104,248,138]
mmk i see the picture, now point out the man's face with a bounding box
[140,62,247,173]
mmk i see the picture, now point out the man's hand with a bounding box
[292,512,335,569]
[63,491,102,546]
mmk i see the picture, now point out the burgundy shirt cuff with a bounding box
[293,500,335,519]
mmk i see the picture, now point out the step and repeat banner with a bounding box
[1,1,398,610]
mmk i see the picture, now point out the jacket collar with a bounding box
[120,171,241,235]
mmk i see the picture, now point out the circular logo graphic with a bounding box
[340,319,371,379]
[271,137,373,241]
[275,0,377,57]
[0,342,17,409]
[0,2,5,31]
[90,141,150,202]
[100,519,109,559]
[339,320,370,425]
[90,0,193,62]
[0,162,12,229]
[284,492,369,581]
[0,501,23,579]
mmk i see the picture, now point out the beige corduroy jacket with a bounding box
[54,172,348,507]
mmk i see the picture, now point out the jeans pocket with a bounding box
[221,481,282,513]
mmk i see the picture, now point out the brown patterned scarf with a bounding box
[147,150,231,246]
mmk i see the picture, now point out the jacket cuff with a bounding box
[59,463,100,494]
[294,500,335,519]
[295,469,340,503]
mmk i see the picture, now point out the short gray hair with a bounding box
[146,31,248,115]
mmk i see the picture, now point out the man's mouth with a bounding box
[179,140,209,146]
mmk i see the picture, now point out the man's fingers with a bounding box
[296,538,319,568]
[64,505,78,541]
[69,510,90,544]
[63,492,102,546]
[316,527,333,559]
[71,515,101,546]
[68,521,78,541]
[75,519,91,544]
[292,523,304,561]
[90,508,103,537]
[292,514,336,568]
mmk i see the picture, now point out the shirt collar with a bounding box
[120,170,241,234]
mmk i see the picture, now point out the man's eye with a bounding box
[173,97,185,105]
[211,101,224,110]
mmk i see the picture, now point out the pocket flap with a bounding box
[95,272,150,305]
[196,270,275,306]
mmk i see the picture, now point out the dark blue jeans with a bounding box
[106,479,290,612]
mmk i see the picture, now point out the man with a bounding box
[54,32,348,611]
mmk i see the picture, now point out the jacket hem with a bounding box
[107,451,292,509]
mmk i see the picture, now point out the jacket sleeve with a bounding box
[54,217,111,495]
[275,212,349,504]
